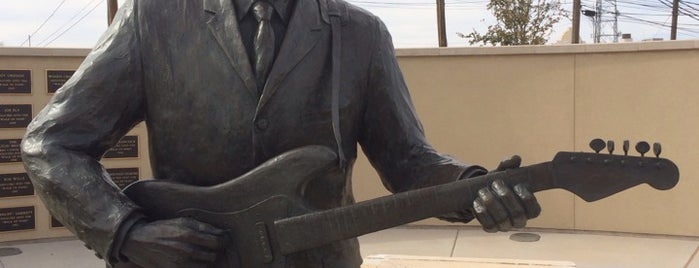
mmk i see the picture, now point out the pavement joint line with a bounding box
[683,244,699,268]
[449,229,459,257]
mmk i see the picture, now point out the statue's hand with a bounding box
[120,217,229,268]
[472,155,541,232]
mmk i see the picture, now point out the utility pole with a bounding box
[436,0,447,47]
[108,0,119,25]
[572,0,581,43]
[671,0,679,40]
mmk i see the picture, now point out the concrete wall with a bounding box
[353,41,699,236]
[0,40,697,242]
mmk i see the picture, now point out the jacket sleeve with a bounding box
[21,0,144,262]
[358,18,486,194]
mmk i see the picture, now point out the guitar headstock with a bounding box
[551,139,679,202]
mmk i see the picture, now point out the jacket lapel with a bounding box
[258,0,324,109]
[204,0,258,98]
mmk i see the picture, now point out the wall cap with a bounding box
[396,40,699,57]
[0,47,91,57]
[2,40,697,58]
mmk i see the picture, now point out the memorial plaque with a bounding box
[51,216,64,228]
[0,70,31,94]
[0,139,22,163]
[107,168,140,189]
[46,70,75,93]
[0,105,32,128]
[104,136,139,158]
[0,206,35,232]
[0,173,33,198]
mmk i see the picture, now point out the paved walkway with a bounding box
[1,226,698,267]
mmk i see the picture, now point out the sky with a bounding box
[1,0,698,49]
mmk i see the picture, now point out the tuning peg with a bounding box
[623,140,630,156]
[653,142,662,158]
[636,141,650,157]
[607,140,615,154]
[589,138,606,153]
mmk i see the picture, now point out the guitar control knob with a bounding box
[623,140,630,156]
[636,141,650,157]
[589,138,606,154]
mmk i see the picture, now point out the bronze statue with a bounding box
[21,0,541,267]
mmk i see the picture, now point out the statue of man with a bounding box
[22,0,540,267]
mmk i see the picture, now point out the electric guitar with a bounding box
[123,140,679,267]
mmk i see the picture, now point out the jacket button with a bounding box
[256,119,269,130]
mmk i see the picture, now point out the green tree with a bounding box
[458,0,569,46]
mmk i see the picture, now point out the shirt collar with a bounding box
[234,0,293,23]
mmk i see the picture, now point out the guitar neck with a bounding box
[274,161,555,255]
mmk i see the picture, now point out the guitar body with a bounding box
[122,145,338,268]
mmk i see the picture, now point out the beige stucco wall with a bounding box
[354,41,699,236]
[0,40,697,242]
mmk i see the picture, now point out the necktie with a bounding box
[252,1,275,93]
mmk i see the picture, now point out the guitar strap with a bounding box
[320,0,349,170]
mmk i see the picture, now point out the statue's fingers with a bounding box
[172,259,209,268]
[164,240,219,263]
[473,199,497,233]
[180,229,228,250]
[179,217,227,236]
[514,184,541,219]
[492,180,527,228]
[478,187,512,232]
[173,259,210,268]
[188,250,219,264]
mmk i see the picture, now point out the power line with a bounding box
[618,13,699,35]
[43,0,106,47]
[578,0,699,41]
[658,0,699,20]
[356,0,699,44]
[582,0,621,42]
[36,0,103,47]
[20,0,68,46]
[347,0,488,10]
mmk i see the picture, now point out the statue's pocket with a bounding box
[301,106,351,127]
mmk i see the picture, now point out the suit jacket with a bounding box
[22,0,484,267]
